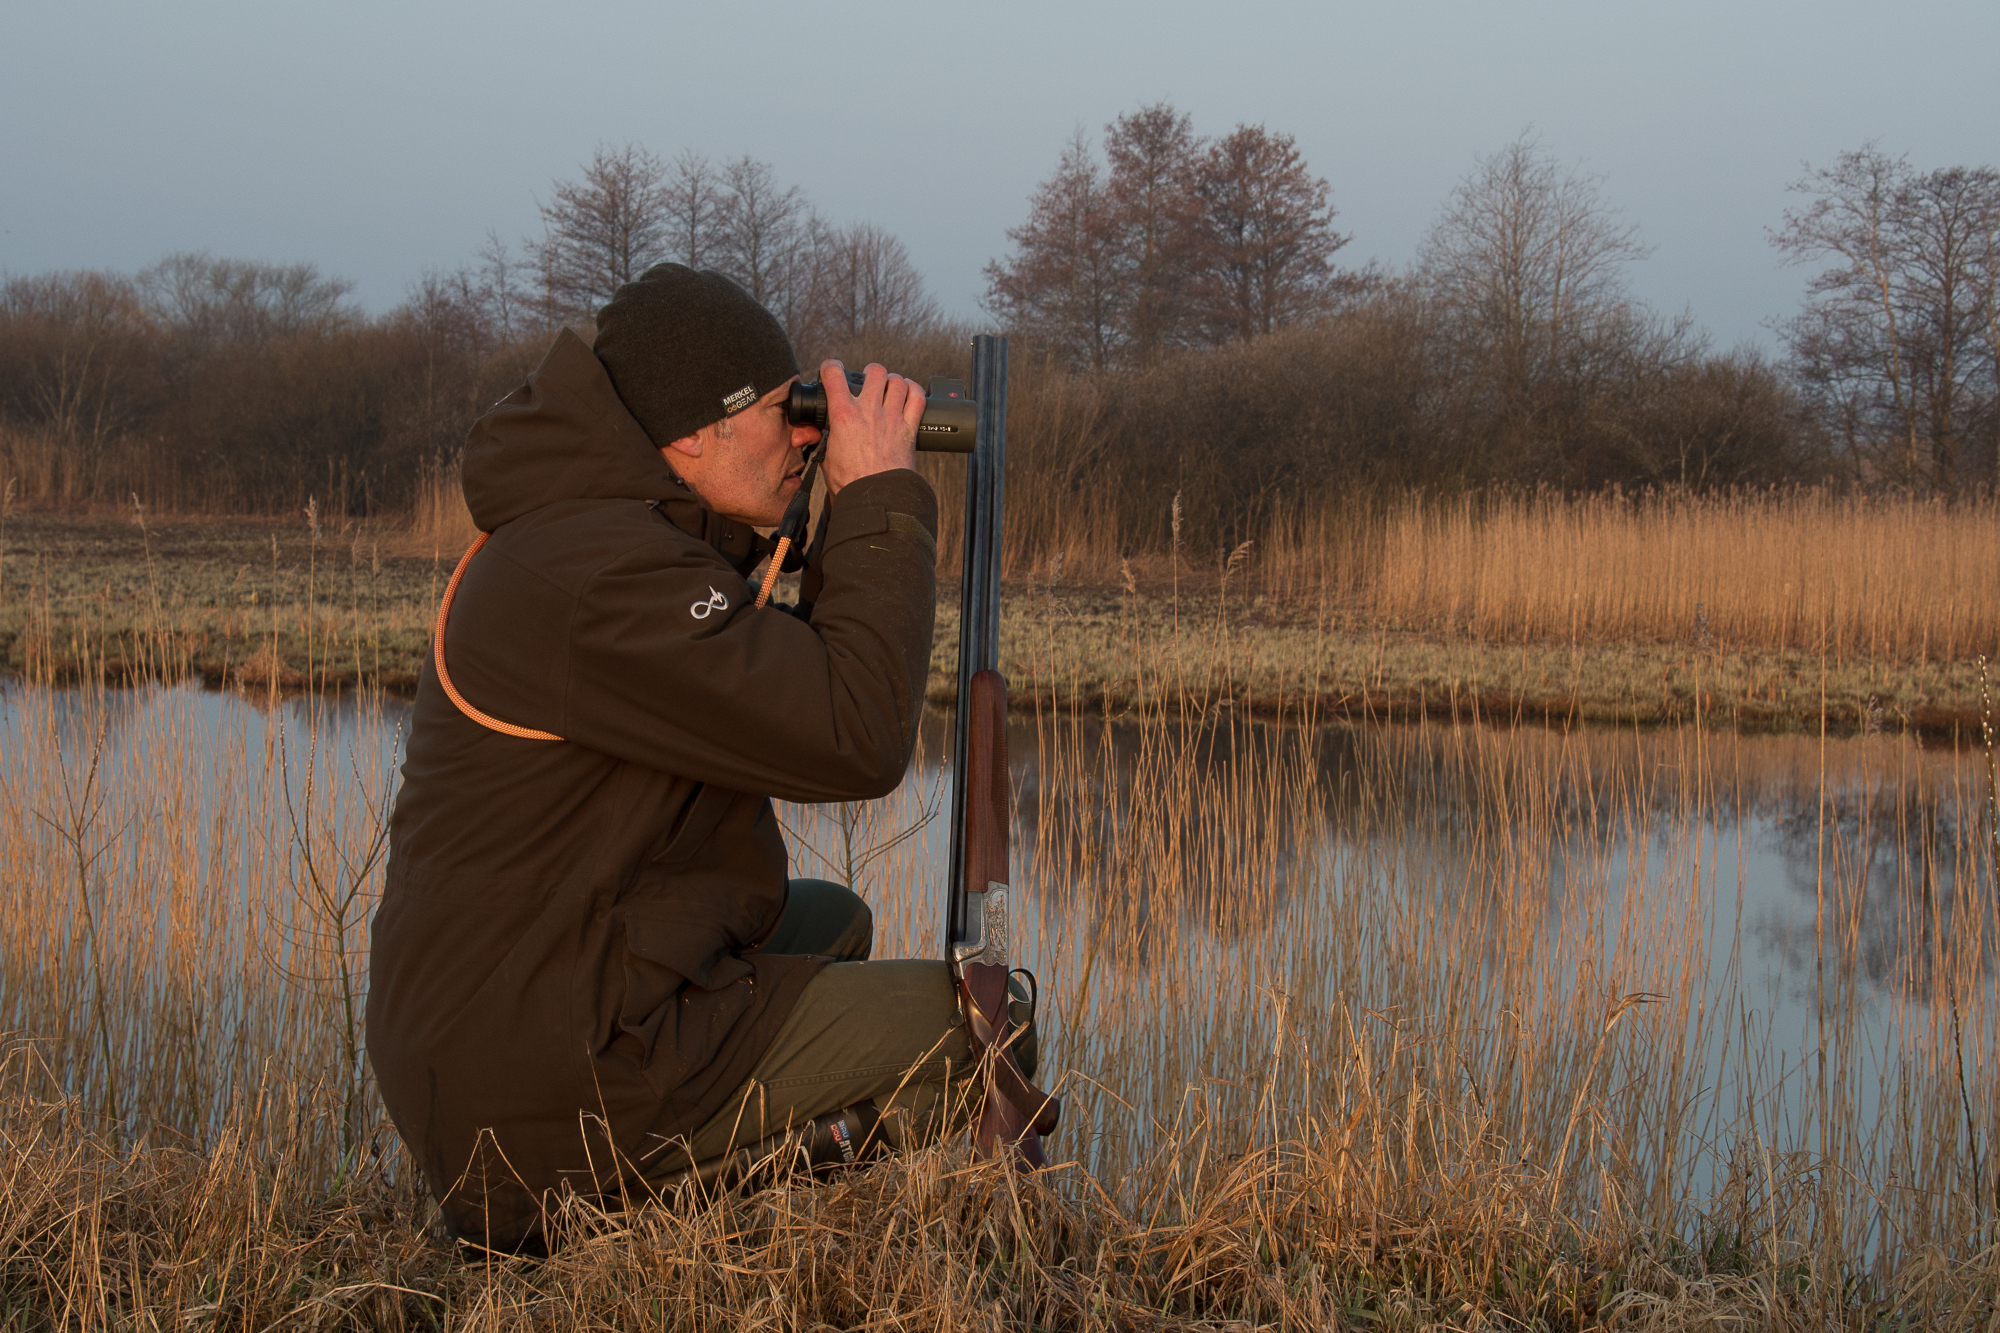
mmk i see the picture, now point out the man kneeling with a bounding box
[365,265,1010,1249]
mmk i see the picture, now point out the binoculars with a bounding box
[785,372,977,453]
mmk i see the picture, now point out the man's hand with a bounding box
[819,359,922,496]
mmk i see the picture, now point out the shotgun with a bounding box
[944,335,1059,1165]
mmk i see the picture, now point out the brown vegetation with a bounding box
[1,481,1992,736]
[1281,486,2000,662]
[5,126,1994,545]
[0,253,540,514]
[1774,148,2000,494]
[2,633,1997,1326]
[4,113,1997,1331]
[0,509,444,694]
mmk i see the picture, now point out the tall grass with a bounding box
[403,455,480,558]
[1,491,1997,1324]
[6,584,1997,1326]
[1259,487,2000,662]
[397,423,1999,674]
[0,683,397,1162]
[1000,593,2000,1268]
[937,481,1998,671]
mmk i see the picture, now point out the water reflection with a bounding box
[948,710,1996,1017]
[3,681,1993,1201]
[1761,780,1993,1002]
[0,681,409,1151]
[6,683,1986,1019]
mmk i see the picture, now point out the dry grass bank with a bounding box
[2,486,1994,734]
[1,660,1997,1326]
[986,486,1999,734]
[18,1059,1975,1332]
[408,466,2000,669]
[936,586,1993,738]
[0,508,448,693]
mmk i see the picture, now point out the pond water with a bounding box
[2,679,1994,1227]
[6,679,1993,1037]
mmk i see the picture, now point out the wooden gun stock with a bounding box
[953,669,1058,1165]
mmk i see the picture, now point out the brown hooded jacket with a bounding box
[365,330,939,1244]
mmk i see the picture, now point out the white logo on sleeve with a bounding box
[689,587,729,620]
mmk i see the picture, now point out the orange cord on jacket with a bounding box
[752,536,792,609]
[433,532,564,741]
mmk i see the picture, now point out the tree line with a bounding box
[0,146,943,514]
[527,146,941,351]
[980,114,1997,555]
[0,117,1994,547]
[983,107,1348,368]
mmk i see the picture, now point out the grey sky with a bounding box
[4,0,1994,354]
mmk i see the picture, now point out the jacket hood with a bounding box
[463,329,692,532]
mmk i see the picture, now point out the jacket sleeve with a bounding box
[554,469,940,802]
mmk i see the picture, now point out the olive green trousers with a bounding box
[640,880,975,1176]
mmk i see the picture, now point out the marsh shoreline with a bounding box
[1,510,1987,739]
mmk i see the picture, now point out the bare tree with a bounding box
[1104,103,1204,362]
[1418,131,1650,477]
[0,269,152,451]
[1189,124,1347,343]
[773,209,837,345]
[532,143,670,321]
[388,246,550,473]
[394,269,490,461]
[983,129,1125,372]
[712,155,808,314]
[1421,133,1646,386]
[1774,146,2000,491]
[664,149,725,269]
[472,230,529,346]
[989,107,1346,368]
[1979,193,2000,484]
[139,252,356,352]
[801,222,940,348]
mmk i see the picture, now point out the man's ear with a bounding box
[663,429,704,460]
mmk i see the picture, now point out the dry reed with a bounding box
[2,493,1999,1326]
[1253,487,2000,663]
[6,617,1996,1327]
[934,486,1998,730]
[9,482,1994,733]
[403,457,481,560]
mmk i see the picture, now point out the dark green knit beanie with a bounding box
[593,264,800,447]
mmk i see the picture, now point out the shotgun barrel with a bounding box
[941,336,1059,1166]
[945,336,1007,956]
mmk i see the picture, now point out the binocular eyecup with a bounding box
[784,372,977,453]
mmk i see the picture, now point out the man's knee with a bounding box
[770,878,873,960]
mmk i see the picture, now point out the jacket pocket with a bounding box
[612,914,754,1095]
[650,782,735,866]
